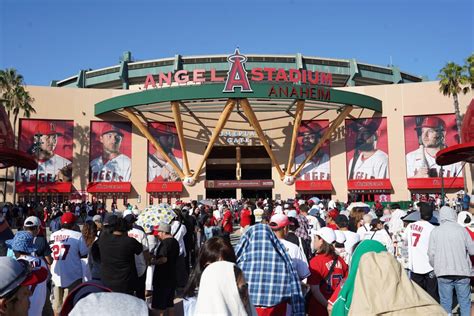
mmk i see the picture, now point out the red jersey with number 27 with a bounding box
[50,228,88,287]
[307,254,348,316]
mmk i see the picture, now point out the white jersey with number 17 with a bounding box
[50,228,88,287]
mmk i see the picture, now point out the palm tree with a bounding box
[0,68,36,202]
[466,53,474,90]
[0,69,24,119]
[437,62,469,143]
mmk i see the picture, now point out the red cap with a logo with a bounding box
[60,212,76,225]
[416,117,446,130]
[34,121,62,136]
[100,123,124,137]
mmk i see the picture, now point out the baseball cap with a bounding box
[61,212,76,225]
[274,205,283,215]
[0,257,48,297]
[103,213,118,227]
[24,216,41,227]
[5,231,38,254]
[269,214,290,230]
[60,282,112,316]
[153,223,171,235]
[122,210,133,218]
[328,209,339,220]
[299,121,323,135]
[287,210,297,218]
[457,211,473,227]
[69,292,148,316]
[34,121,62,136]
[416,116,446,130]
[100,123,124,137]
[334,230,346,244]
[314,227,336,244]
[92,215,102,223]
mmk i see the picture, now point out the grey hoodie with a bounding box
[428,206,474,277]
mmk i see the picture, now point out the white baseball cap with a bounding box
[24,216,41,227]
[334,230,346,244]
[313,227,336,244]
[274,205,283,214]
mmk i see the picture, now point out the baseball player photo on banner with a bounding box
[404,114,462,178]
[18,119,73,183]
[89,121,132,182]
[346,117,389,180]
[294,120,330,181]
[148,122,183,182]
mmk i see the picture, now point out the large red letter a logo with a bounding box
[223,49,253,93]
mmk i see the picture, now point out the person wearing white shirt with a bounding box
[335,215,360,257]
[357,214,372,240]
[49,213,88,314]
[403,203,438,301]
[363,219,394,255]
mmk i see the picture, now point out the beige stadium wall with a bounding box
[4,81,472,209]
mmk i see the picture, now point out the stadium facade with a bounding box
[7,51,472,207]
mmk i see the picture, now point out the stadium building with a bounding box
[7,51,472,207]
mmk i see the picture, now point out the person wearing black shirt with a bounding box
[98,217,143,295]
[151,222,180,314]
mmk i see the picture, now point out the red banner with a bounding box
[404,114,462,179]
[407,178,464,190]
[295,180,332,191]
[346,117,390,180]
[147,122,183,182]
[146,182,183,193]
[295,120,331,181]
[205,180,274,189]
[87,182,131,193]
[89,121,132,182]
[347,179,392,191]
[16,182,72,193]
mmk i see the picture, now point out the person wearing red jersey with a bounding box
[221,207,233,243]
[307,227,348,316]
[239,204,252,232]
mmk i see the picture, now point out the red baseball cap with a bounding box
[34,121,62,136]
[328,209,339,220]
[299,121,323,135]
[60,212,76,225]
[269,214,290,230]
[416,117,446,130]
[100,123,124,137]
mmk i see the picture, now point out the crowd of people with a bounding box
[0,195,473,316]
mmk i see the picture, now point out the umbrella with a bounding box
[347,202,370,211]
[198,199,214,207]
[135,203,176,233]
[309,197,320,203]
[402,211,440,226]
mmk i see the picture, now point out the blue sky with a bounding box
[1,0,472,86]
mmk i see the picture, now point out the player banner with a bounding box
[294,120,330,181]
[18,119,74,184]
[89,121,132,182]
[346,117,389,180]
[148,122,183,183]
[404,114,462,182]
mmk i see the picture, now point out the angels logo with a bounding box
[223,49,253,93]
